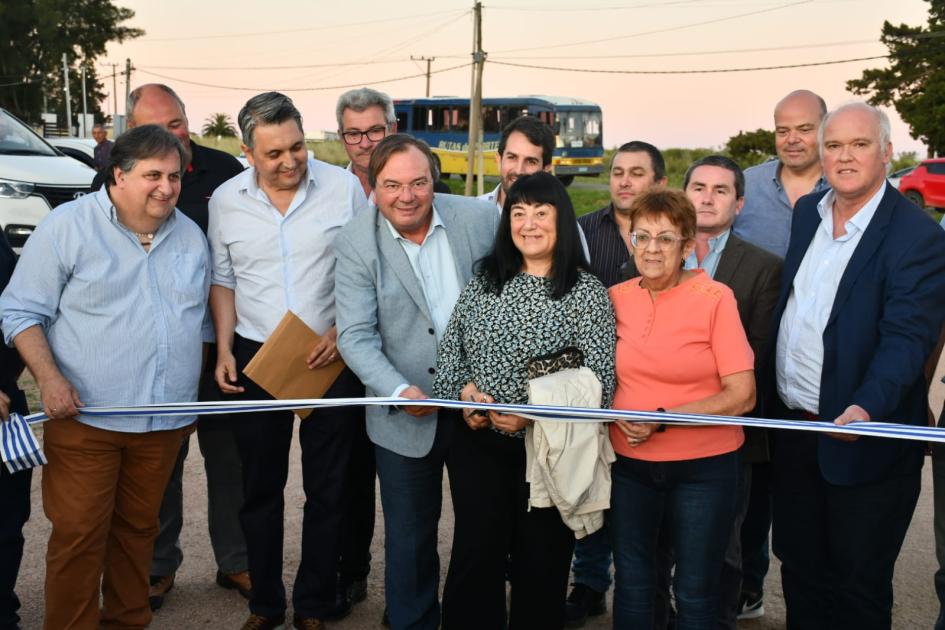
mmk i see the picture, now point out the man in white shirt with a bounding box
[769,102,945,629]
[208,92,368,630]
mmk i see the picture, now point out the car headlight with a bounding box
[0,179,34,199]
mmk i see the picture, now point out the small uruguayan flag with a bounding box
[1,413,47,473]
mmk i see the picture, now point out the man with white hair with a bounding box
[768,102,945,629]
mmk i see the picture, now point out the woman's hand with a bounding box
[614,420,659,447]
[489,411,531,433]
[460,382,492,430]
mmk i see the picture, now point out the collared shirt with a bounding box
[940,214,945,230]
[0,188,211,432]
[208,158,368,343]
[734,159,829,258]
[577,204,631,288]
[776,184,886,413]
[93,139,113,171]
[93,142,245,235]
[385,207,462,340]
[685,229,731,279]
[346,162,376,205]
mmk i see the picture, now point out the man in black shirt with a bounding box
[577,141,667,290]
[91,83,248,609]
[0,232,31,630]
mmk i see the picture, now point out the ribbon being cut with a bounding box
[3,396,945,474]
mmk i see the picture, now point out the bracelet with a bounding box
[655,408,667,432]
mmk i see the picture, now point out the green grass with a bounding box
[194,135,350,166]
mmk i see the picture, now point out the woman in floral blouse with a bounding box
[433,171,615,630]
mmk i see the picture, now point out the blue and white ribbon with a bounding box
[11,396,945,443]
[1,412,47,474]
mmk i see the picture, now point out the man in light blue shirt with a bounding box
[733,90,830,258]
[0,125,209,629]
[208,92,368,630]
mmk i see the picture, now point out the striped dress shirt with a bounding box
[578,204,631,288]
[0,188,212,432]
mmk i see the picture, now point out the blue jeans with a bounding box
[572,525,612,593]
[610,451,739,630]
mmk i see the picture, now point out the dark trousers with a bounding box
[610,452,739,630]
[338,415,375,586]
[230,334,364,619]
[739,462,771,597]
[152,347,247,576]
[374,411,461,630]
[0,466,31,630]
[770,429,920,630]
[442,420,575,630]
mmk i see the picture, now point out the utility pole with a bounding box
[124,58,133,111]
[110,63,119,123]
[411,56,435,97]
[62,53,72,137]
[464,2,485,197]
[81,64,88,138]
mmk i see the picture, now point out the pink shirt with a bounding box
[609,270,754,462]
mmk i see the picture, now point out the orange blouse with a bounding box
[608,270,754,462]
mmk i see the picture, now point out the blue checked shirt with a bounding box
[0,188,212,432]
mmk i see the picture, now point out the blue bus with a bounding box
[393,96,604,185]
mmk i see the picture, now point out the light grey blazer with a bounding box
[335,193,499,458]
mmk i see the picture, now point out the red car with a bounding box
[898,158,945,211]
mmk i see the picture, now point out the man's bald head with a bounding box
[126,84,191,150]
[773,89,827,173]
[774,90,827,120]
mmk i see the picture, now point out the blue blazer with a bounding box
[770,184,945,485]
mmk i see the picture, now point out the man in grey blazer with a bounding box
[335,134,498,630]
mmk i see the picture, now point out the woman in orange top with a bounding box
[607,189,755,630]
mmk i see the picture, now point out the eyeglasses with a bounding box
[630,232,686,249]
[341,126,387,145]
[379,179,431,195]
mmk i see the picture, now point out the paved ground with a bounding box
[13,426,942,629]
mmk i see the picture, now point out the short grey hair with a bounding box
[818,101,891,157]
[335,88,396,130]
[127,84,187,126]
[106,125,186,185]
[92,123,106,132]
[238,91,303,150]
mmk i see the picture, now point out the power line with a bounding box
[136,8,467,42]
[134,62,471,92]
[489,55,888,75]
[140,59,414,72]
[486,0,703,12]
[488,0,811,54]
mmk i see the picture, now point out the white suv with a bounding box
[0,108,94,250]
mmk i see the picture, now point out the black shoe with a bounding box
[564,583,606,628]
[345,577,368,604]
[320,583,353,622]
[148,574,175,611]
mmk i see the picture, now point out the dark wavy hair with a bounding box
[478,171,585,299]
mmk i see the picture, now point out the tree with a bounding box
[0,0,143,126]
[848,0,945,157]
[202,113,238,138]
[725,129,776,168]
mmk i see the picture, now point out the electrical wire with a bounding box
[487,0,811,54]
[134,62,471,92]
[488,55,888,75]
[136,8,468,42]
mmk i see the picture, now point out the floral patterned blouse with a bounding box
[433,270,616,438]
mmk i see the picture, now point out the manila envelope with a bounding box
[243,311,344,419]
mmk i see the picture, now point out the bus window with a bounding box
[557,111,602,148]
[482,106,501,133]
[412,106,426,131]
[450,106,470,132]
[396,111,408,132]
[424,107,450,131]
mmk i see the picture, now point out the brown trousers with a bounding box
[41,417,191,630]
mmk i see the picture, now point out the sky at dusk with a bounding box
[100,0,930,156]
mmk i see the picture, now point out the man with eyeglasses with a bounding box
[337,87,449,204]
[334,134,498,630]
[208,92,369,630]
